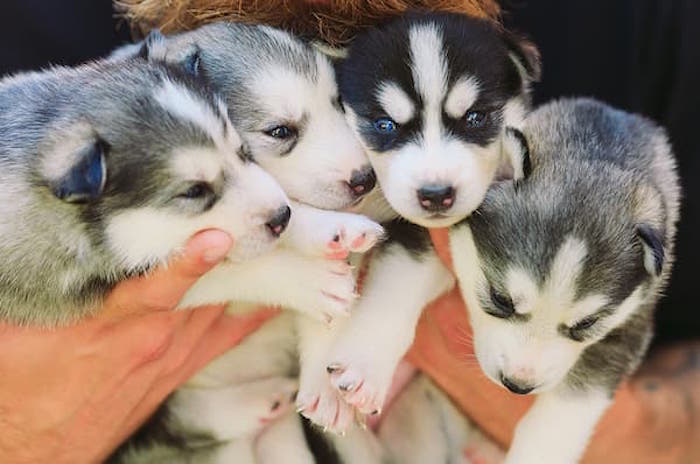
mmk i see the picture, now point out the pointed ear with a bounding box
[502,29,542,84]
[51,139,108,203]
[636,224,665,277]
[496,127,532,182]
[138,29,166,60]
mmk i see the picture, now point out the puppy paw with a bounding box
[326,361,393,416]
[256,378,299,427]
[323,215,384,260]
[296,379,357,434]
[311,260,358,323]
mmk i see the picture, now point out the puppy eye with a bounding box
[465,110,487,128]
[179,182,212,199]
[264,125,297,140]
[571,315,599,332]
[488,285,515,318]
[373,118,398,134]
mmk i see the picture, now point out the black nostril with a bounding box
[417,185,455,212]
[265,205,291,237]
[501,375,534,395]
[348,166,376,197]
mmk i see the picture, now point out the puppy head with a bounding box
[136,24,373,210]
[38,61,289,271]
[451,129,667,395]
[339,13,539,227]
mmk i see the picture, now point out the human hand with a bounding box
[0,230,279,463]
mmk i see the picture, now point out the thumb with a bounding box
[103,230,233,317]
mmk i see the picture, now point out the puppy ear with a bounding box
[636,224,665,277]
[502,29,542,84]
[51,139,108,203]
[496,127,532,182]
[138,29,166,60]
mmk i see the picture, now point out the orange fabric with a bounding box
[406,228,699,463]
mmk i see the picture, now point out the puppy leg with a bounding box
[255,413,315,464]
[169,377,299,441]
[179,249,356,323]
[379,374,475,464]
[283,201,384,259]
[294,314,357,433]
[326,243,454,416]
[505,386,611,464]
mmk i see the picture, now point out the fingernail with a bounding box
[200,230,233,263]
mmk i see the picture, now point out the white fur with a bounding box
[301,245,454,425]
[505,387,611,464]
[376,81,415,124]
[444,76,480,119]
[179,248,357,323]
[154,79,237,150]
[245,58,368,210]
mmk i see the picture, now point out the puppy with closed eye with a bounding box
[450,98,680,463]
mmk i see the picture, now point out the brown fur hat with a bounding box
[116,0,501,46]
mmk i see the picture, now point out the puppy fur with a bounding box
[450,98,680,463]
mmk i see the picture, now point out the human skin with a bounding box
[0,230,279,463]
[404,228,700,463]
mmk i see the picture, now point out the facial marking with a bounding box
[505,267,539,315]
[546,236,588,302]
[444,76,480,119]
[153,79,230,150]
[251,65,308,124]
[171,147,222,183]
[376,81,415,124]
[567,294,609,325]
[409,23,448,146]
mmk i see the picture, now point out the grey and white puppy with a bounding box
[450,98,680,463]
[0,58,292,326]
[110,22,385,463]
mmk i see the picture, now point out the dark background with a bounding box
[1,0,697,347]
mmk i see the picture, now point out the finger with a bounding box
[116,307,280,437]
[102,230,233,318]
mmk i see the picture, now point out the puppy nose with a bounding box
[417,185,455,212]
[500,375,535,395]
[265,205,291,237]
[348,165,376,197]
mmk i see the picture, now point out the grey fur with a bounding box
[453,97,681,393]
[0,59,238,326]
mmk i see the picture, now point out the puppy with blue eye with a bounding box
[450,98,680,463]
[290,12,541,431]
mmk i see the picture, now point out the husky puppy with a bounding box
[450,98,680,463]
[0,57,303,326]
[296,12,540,430]
[111,23,385,463]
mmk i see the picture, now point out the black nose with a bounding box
[417,185,455,212]
[348,166,376,197]
[501,375,534,395]
[265,205,291,237]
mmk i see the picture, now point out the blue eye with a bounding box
[465,110,487,128]
[373,118,398,134]
[265,125,296,139]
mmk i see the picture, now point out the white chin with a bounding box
[408,214,464,228]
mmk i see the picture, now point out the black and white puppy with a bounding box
[295,12,541,430]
